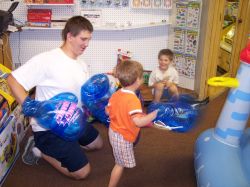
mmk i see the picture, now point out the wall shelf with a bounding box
[21,22,171,31]
[25,3,74,6]
[96,22,171,31]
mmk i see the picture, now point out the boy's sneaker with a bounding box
[22,136,40,165]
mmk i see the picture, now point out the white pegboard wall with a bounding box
[88,26,169,74]
[10,25,169,75]
[3,0,171,76]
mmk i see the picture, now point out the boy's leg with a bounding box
[153,82,165,102]
[108,164,124,187]
[108,128,135,187]
[168,84,179,98]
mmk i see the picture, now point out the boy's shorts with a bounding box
[33,124,99,172]
[152,88,171,100]
[162,89,171,100]
[108,128,135,168]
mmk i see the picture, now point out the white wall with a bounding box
[1,0,171,75]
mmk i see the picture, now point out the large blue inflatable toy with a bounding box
[194,38,250,187]
[22,92,88,141]
[81,74,117,127]
[147,94,200,132]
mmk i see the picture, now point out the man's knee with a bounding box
[82,134,103,151]
[71,163,91,180]
[93,135,103,150]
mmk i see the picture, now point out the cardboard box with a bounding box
[0,105,30,185]
[0,64,17,112]
[27,9,52,24]
[0,115,19,186]
[0,33,13,70]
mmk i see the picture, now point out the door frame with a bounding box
[196,0,250,100]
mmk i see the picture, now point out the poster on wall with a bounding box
[185,30,198,56]
[174,54,196,79]
[174,53,185,77]
[186,2,200,29]
[173,1,201,90]
[175,3,187,27]
[185,55,196,79]
[173,28,185,53]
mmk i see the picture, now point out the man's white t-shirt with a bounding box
[12,48,89,132]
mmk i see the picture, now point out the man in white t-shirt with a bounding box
[148,49,179,102]
[7,16,103,180]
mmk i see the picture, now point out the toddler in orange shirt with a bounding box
[106,60,158,187]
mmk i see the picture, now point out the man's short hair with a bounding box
[62,16,93,41]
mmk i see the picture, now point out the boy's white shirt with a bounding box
[148,65,179,87]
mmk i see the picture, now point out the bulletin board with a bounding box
[169,0,202,90]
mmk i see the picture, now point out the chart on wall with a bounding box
[172,0,202,90]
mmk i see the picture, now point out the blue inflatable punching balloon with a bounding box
[147,95,199,132]
[81,74,117,127]
[170,94,208,109]
[22,92,88,141]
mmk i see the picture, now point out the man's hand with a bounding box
[22,96,43,117]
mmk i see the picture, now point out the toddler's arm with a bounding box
[132,110,158,128]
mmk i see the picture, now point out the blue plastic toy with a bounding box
[22,92,88,141]
[147,96,199,132]
[194,38,250,187]
[81,74,117,127]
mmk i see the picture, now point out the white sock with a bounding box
[32,147,42,158]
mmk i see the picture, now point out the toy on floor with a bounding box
[22,92,88,141]
[195,35,250,187]
[81,73,117,127]
[147,94,202,132]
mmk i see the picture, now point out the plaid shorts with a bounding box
[109,128,136,168]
